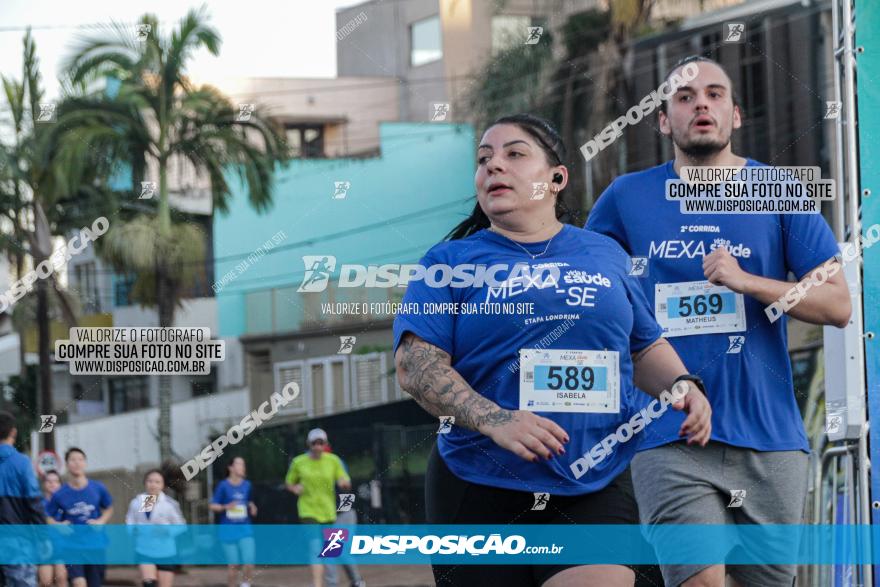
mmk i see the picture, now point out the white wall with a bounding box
[51,389,249,473]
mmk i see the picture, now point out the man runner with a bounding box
[587,55,851,586]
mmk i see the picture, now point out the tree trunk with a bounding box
[157,262,174,463]
[36,278,54,451]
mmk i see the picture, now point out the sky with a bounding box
[0,0,367,99]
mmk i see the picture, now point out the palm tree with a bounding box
[58,7,288,462]
[0,30,110,450]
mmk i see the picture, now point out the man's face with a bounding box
[660,62,741,157]
[66,451,86,476]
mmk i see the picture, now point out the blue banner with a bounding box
[0,524,876,565]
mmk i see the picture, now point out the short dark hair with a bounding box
[659,55,742,114]
[0,411,14,441]
[44,470,62,483]
[65,447,86,462]
[143,468,165,485]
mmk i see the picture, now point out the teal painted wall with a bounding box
[856,0,880,524]
[213,122,476,337]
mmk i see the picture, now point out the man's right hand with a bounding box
[290,484,304,496]
[480,409,569,463]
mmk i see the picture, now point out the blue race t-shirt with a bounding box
[47,480,112,524]
[587,160,840,453]
[211,479,253,541]
[43,497,62,521]
[393,224,663,495]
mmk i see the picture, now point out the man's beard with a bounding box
[672,128,730,159]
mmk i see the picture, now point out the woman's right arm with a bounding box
[395,332,568,462]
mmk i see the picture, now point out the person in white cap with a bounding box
[285,429,351,587]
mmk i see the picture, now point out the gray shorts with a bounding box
[631,442,808,587]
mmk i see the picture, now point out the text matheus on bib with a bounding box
[587,160,840,452]
[393,224,663,494]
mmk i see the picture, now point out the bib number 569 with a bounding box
[678,293,723,317]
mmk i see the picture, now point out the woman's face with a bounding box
[144,472,164,495]
[43,474,61,495]
[229,458,246,478]
[475,123,564,222]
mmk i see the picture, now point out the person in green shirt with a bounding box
[285,428,351,587]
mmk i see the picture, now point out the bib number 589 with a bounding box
[547,366,594,390]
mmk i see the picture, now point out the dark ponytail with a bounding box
[445,113,573,241]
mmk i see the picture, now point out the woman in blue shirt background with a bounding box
[209,457,256,587]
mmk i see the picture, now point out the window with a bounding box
[108,377,150,414]
[274,356,350,417]
[274,360,308,415]
[351,353,388,407]
[285,124,324,158]
[74,262,100,313]
[410,15,442,66]
[114,273,136,307]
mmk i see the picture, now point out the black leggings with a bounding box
[425,443,663,586]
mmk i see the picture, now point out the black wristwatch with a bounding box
[673,374,707,396]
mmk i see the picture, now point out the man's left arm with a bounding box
[89,484,114,525]
[703,247,851,327]
[335,457,352,491]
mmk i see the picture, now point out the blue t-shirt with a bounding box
[392,224,663,494]
[47,480,112,524]
[43,497,62,521]
[586,160,840,452]
[211,478,253,541]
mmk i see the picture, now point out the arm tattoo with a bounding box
[396,334,511,432]
[632,337,668,365]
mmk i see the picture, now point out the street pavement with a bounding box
[104,564,435,586]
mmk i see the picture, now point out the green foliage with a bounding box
[353,344,391,355]
[465,30,555,132]
[560,9,611,56]
[0,365,39,451]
